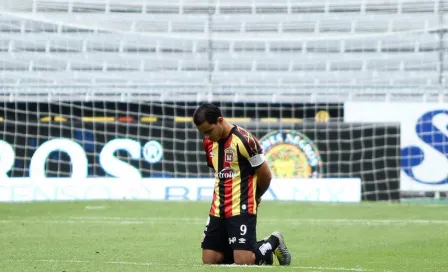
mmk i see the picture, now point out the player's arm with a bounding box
[255,162,272,201]
[238,129,271,203]
[202,139,214,168]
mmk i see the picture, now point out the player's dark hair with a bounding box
[193,103,222,126]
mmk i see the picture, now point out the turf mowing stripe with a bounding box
[9,259,373,271]
[2,217,448,225]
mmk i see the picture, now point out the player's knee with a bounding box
[202,250,223,264]
[202,255,219,264]
[202,256,217,264]
[233,250,255,265]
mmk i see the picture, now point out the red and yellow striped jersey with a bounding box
[203,125,265,218]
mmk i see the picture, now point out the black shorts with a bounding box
[201,214,257,260]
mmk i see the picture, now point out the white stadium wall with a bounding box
[0,178,361,203]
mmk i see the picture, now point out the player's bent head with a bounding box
[193,103,222,126]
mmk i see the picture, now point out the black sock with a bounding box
[265,235,280,250]
[254,240,274,265]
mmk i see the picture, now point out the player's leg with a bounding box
[202,249,224,264]
[203,245,234,265]
[201,215,231,264]
[233,249,256,265]
[202,247,234,264]
[271,232,292,265]
[262,232,292,266]
[253,236,276,265]
[226,214,256,264]
[227,214,273,265]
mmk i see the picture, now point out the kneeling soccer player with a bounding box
[193,103,292,266]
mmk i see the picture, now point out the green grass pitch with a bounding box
[1,201,447,272]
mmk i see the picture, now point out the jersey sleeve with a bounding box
[237,128,265,168]
[202,138,214,169]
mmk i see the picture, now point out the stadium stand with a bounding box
[0,0,446,102]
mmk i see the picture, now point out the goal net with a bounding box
[1,0,445,201]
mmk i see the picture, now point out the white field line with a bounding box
[1,217,448,226]
[10,259,373,271]
[84,205,107,210]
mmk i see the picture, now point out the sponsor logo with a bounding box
[224,148,235,163]
[229,237,236,244]
[402,109,448,185]
[0,177,361,202]
[260,130,323,178]
[215,167,238,179]
[142,140,164,164]
[238,238,246,244]
[0,138,163,179]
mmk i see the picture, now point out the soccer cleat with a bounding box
[271,231,291,266]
